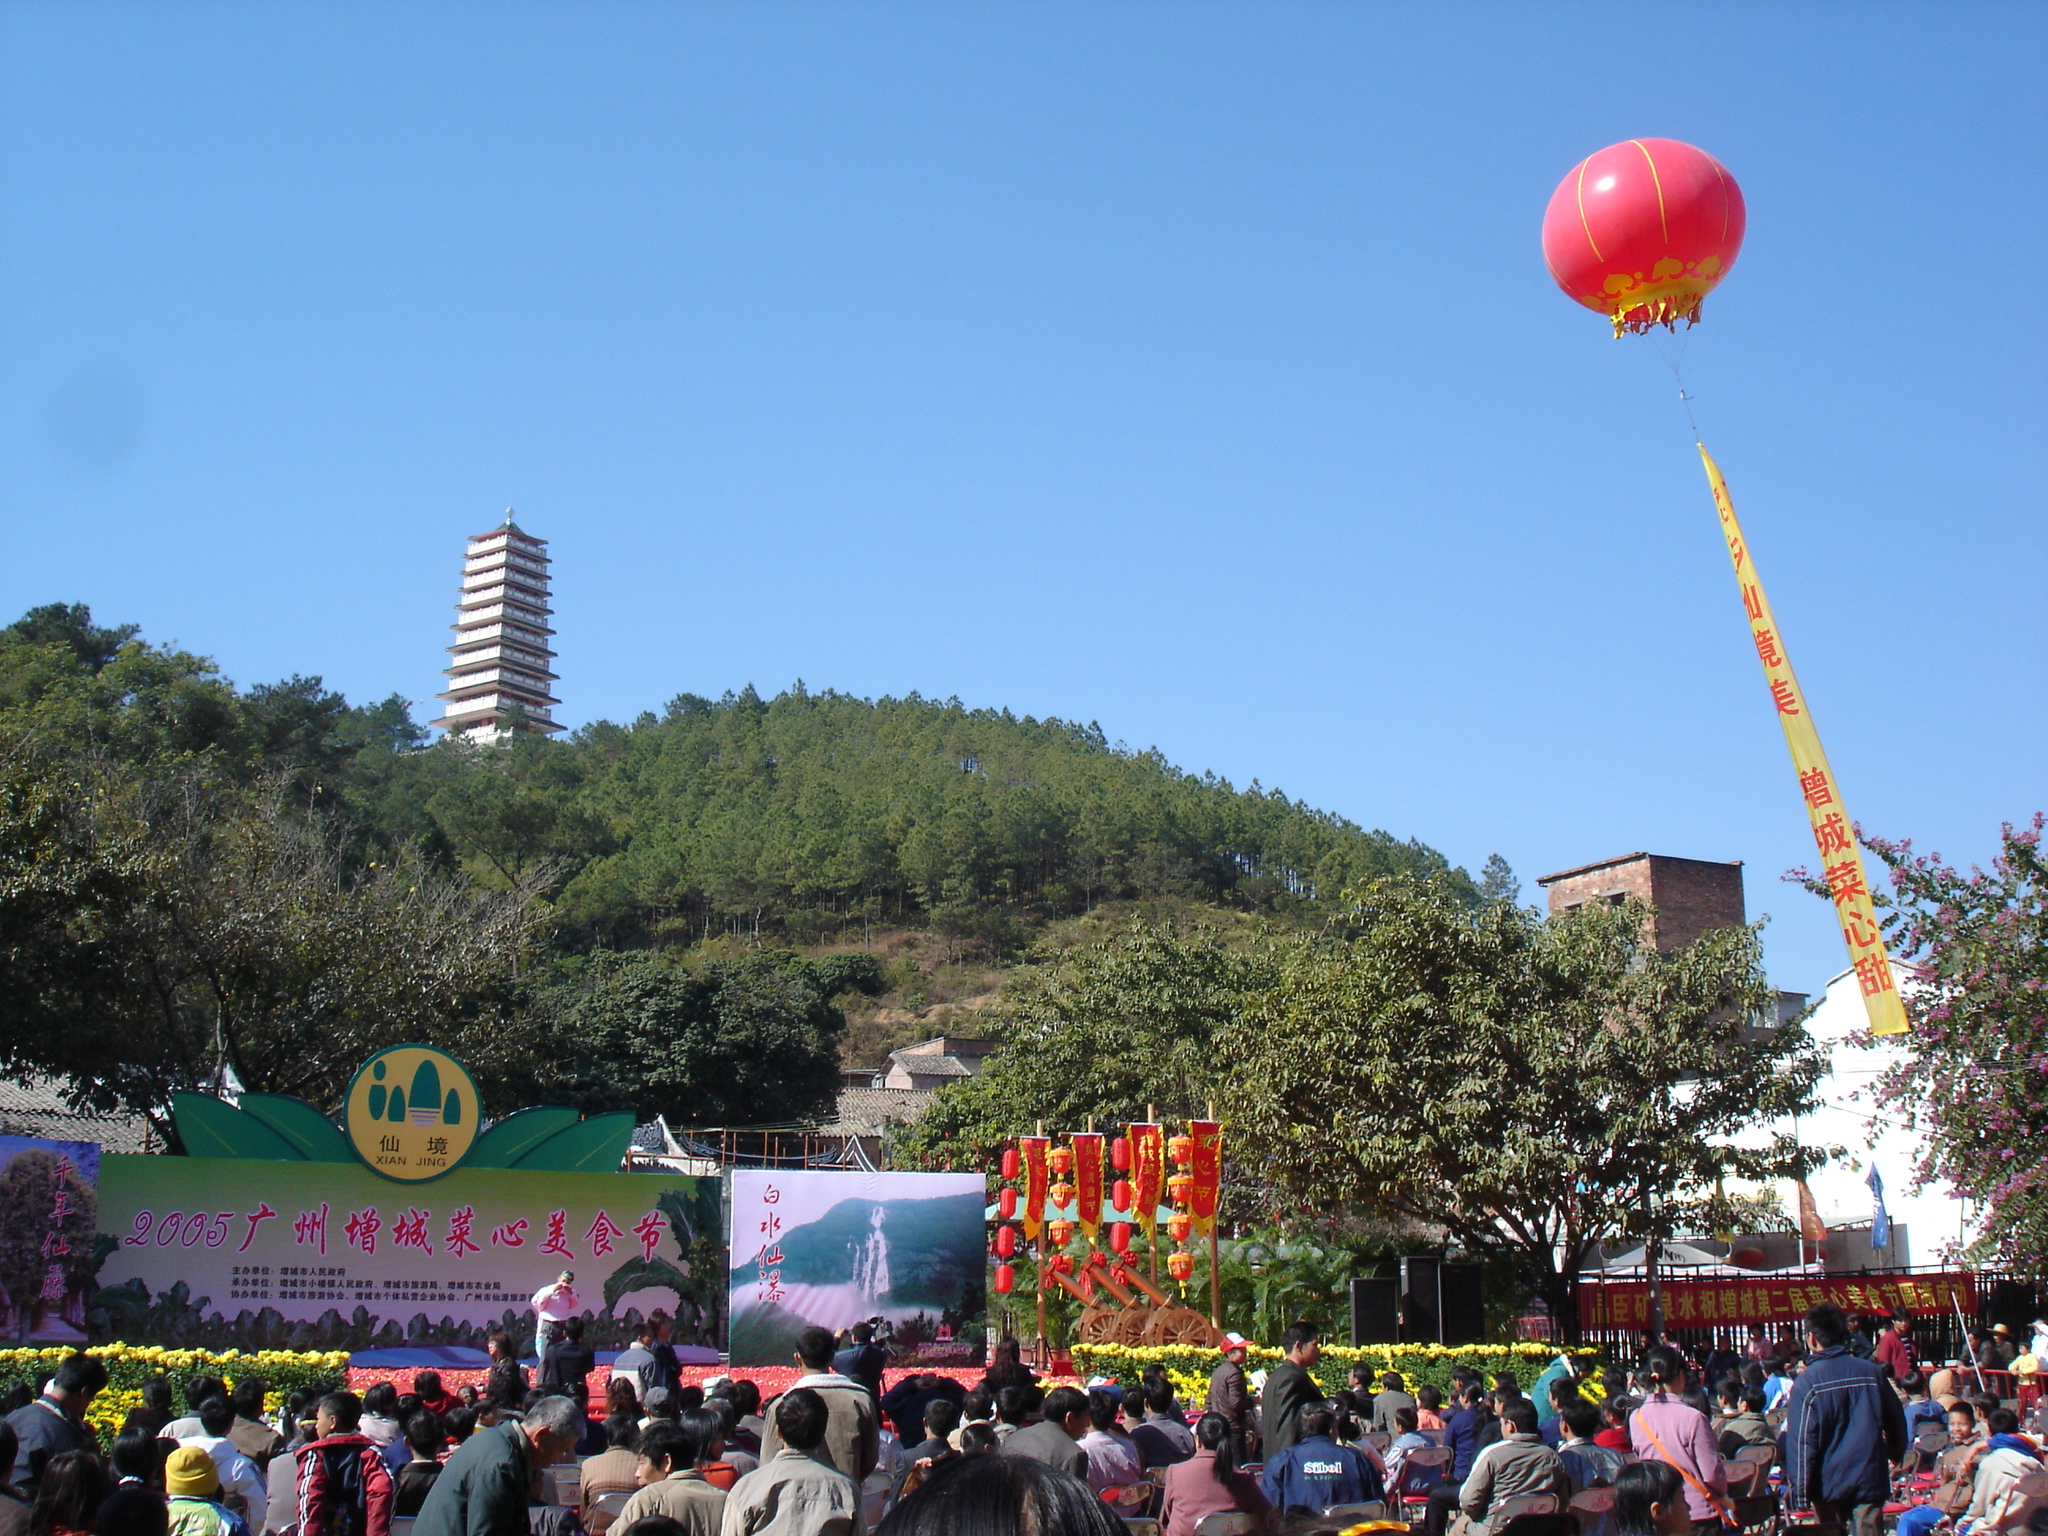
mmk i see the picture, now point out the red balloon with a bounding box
[1542,138,1745,334]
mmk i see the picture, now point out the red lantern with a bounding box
[1048,1219,1074,1247]
[995,1262,1014,1294]
[1109,1222,1130,1254]
[1542,138,1746,335]
[998,1187,1017,1220]
[1000,1147,1020,1181]
[995,1225,1017,1258]
[1049,1252,1074,1274]
[1167,1251,1195,1283]
[1111,1179,1131,1213]
[1049,1181,1075,1210]
[1111,1137,1131,1172]
[1167,1133,1194,1165]
[1167,1212,1193,1244]
[1048,1145,1075,1176]
[1168,1173,1193,1204]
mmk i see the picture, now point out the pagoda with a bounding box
[429,512,564,741]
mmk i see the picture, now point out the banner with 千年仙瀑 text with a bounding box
[0,1136,101,1342]
[1578,1270,1974,1332]
[1699,445,1909,1035]
[93,1154,719,1351]
[726,1169,985,1367]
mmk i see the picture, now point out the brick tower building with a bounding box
[429,513,563,741]
[1535,852,1745,953]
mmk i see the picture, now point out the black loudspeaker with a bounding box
[1400,1256,1442,1343]
[1439,1262,1485,1345]
[1351,1276,1399,1345]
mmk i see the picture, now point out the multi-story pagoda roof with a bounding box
[429,511,565,741]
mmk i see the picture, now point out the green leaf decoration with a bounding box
[602,1254,695,1312]
[464,1106,582,1168]
[170,1092,307,1161]
[510,1112,637,1173]
[235,1093,353,1163]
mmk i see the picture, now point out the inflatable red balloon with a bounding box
[1542,138,1745,335]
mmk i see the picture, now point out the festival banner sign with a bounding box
[1187,1120,1222,1236]
[726,1170,986,1368]
[1071,1133,1104,1241]
[1578,1270,1975,1332]
[1019,1137,1050,1242]
[94,1154,718,1351]
[1128,1124,1163,1237]
[0,1137,101,1342]
[1700,447,1909,1035]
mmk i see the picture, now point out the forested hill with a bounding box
[498,684,1476,948]
[1,603,1476,955]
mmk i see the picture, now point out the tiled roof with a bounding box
[819,1087,933,1138]
[888,1055,978,1079]
[0,1076,156,1154]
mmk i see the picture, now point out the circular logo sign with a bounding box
[343,1045,480,1182]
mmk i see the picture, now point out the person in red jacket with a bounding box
[1874,1313,1917,1381]
[296,1392,394,1536]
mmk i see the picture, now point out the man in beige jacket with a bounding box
[612,1422,726,1536]
[724,1391,862,1536]
[759,1330,879,1485]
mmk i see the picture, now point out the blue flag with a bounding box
[1867,1165,1890,1251]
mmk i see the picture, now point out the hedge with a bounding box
[0,1346,353,1445]
[1068,1342,1602,1408]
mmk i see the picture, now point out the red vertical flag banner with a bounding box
[1188,1121,1222,1236]
[1071,1133,1104,1241]
[1699,446,1909,1035]
[1020,1137,1050,1242]
[1128,1124,1164,1236]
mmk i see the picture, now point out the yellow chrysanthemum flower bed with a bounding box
[0,1347,354,1443]
[1068,1341,1601,1403]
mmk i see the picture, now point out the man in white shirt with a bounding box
[1075,1390,1143,1497]
[180,1395,269,1531]
[531,1270,579,1353]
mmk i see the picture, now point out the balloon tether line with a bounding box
[1648,331,1703,445]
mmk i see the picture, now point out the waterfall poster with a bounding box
[727,1170,987,1368]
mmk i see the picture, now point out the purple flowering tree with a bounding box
[1848,815,2045,1272]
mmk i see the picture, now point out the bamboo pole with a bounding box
[1035,1120,1048,1366]
[1147,1103,1160,1289]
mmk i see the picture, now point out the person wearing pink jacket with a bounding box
[1628,1349,1728,1536]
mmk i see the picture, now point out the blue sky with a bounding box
[3,2,2041,998]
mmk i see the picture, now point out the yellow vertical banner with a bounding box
[1697,445,1909,1035]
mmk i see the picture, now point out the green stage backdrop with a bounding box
[93,1155,719,1352]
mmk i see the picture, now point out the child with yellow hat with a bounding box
[165,1446,250,1536]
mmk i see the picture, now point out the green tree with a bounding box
[1846,815,2047,1272]
[1478,853,1521,906]
[0,752,554,1128]
[531,949,879,1129]
[894,919,1284,1169]
[1223,880,1827,1340]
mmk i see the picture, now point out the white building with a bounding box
[429,514,564,741]
[1785,959,1972,1267]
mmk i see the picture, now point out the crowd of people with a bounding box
[3,1302,2042,1536]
